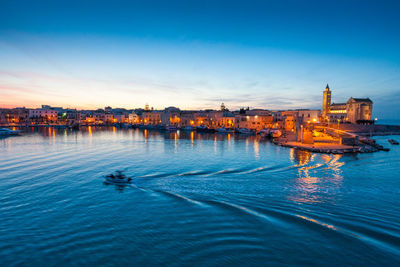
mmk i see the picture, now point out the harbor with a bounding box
[1,126,400,266]
[2,84,400,154]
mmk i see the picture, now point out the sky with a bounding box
[0,0,399,119]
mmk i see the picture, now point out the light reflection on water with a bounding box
[289,149,344,204]
[0,127,399,266]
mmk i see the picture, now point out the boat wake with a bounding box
[109,180,400,257]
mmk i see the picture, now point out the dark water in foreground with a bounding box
[1,127,399,266]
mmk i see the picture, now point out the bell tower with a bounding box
[322,84,331,118]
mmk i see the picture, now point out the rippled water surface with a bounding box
[1,127,400,266]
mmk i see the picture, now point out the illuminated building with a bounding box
[128,112,140,124]
[322,84,373,124]
[142,111,161,125]
[235,113,273,130]
[28,108,58,123]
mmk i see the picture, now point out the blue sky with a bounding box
[0,0,399,118]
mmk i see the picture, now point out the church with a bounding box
[322,84,373,124]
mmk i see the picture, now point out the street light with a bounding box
[300,125,303,143]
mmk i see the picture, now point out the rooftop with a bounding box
[349,97,373,103]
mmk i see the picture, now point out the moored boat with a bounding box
[182,126,195,131]
[196,125,213,132]
[216,127,234,133]
[166,125,178,131]
[259,128,272,138]
[156,125,166,131]
[237,128,255,135]
[54,125,67,129]
[0,128,21,136]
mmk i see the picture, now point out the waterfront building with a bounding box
[207,110,235,128]
[346,97,373,123]
[28,108,58,123]
[327,103,347,122]
[234,114,273,130]
[193,111,210,127]
[180,111,196,127]
[322,85,332,118]
[284,114,296,131]
[0,108,28,125]
[296,109,321,123]
[142,111,161,125]
[77,111,90,124]
[271,110,284,123]
[92,110,105,124]
[114,114,128,123]
[84,115,96,124]
[161,107,181,126]
[234,109,273,130]
[103,113,114,124]
[322,84,373,124]
[278,109,320,131]
[128,112,140,124]
[65,109,79,124]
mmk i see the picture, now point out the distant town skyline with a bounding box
[1,0,399,119]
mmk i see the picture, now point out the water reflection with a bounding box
[3,127,271,159]
[214,135,217,154]
[254,138,260,159]
[321,154,345,182]
[103,181,129,193]
[289,149,344,204]
[174,132,178,151]
[88,126,92,145]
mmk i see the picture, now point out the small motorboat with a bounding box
[388,139,399,145]
[104,171,132,184]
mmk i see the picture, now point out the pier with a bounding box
[274,124,393,154]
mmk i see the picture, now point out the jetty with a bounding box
[274,124,391,154]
